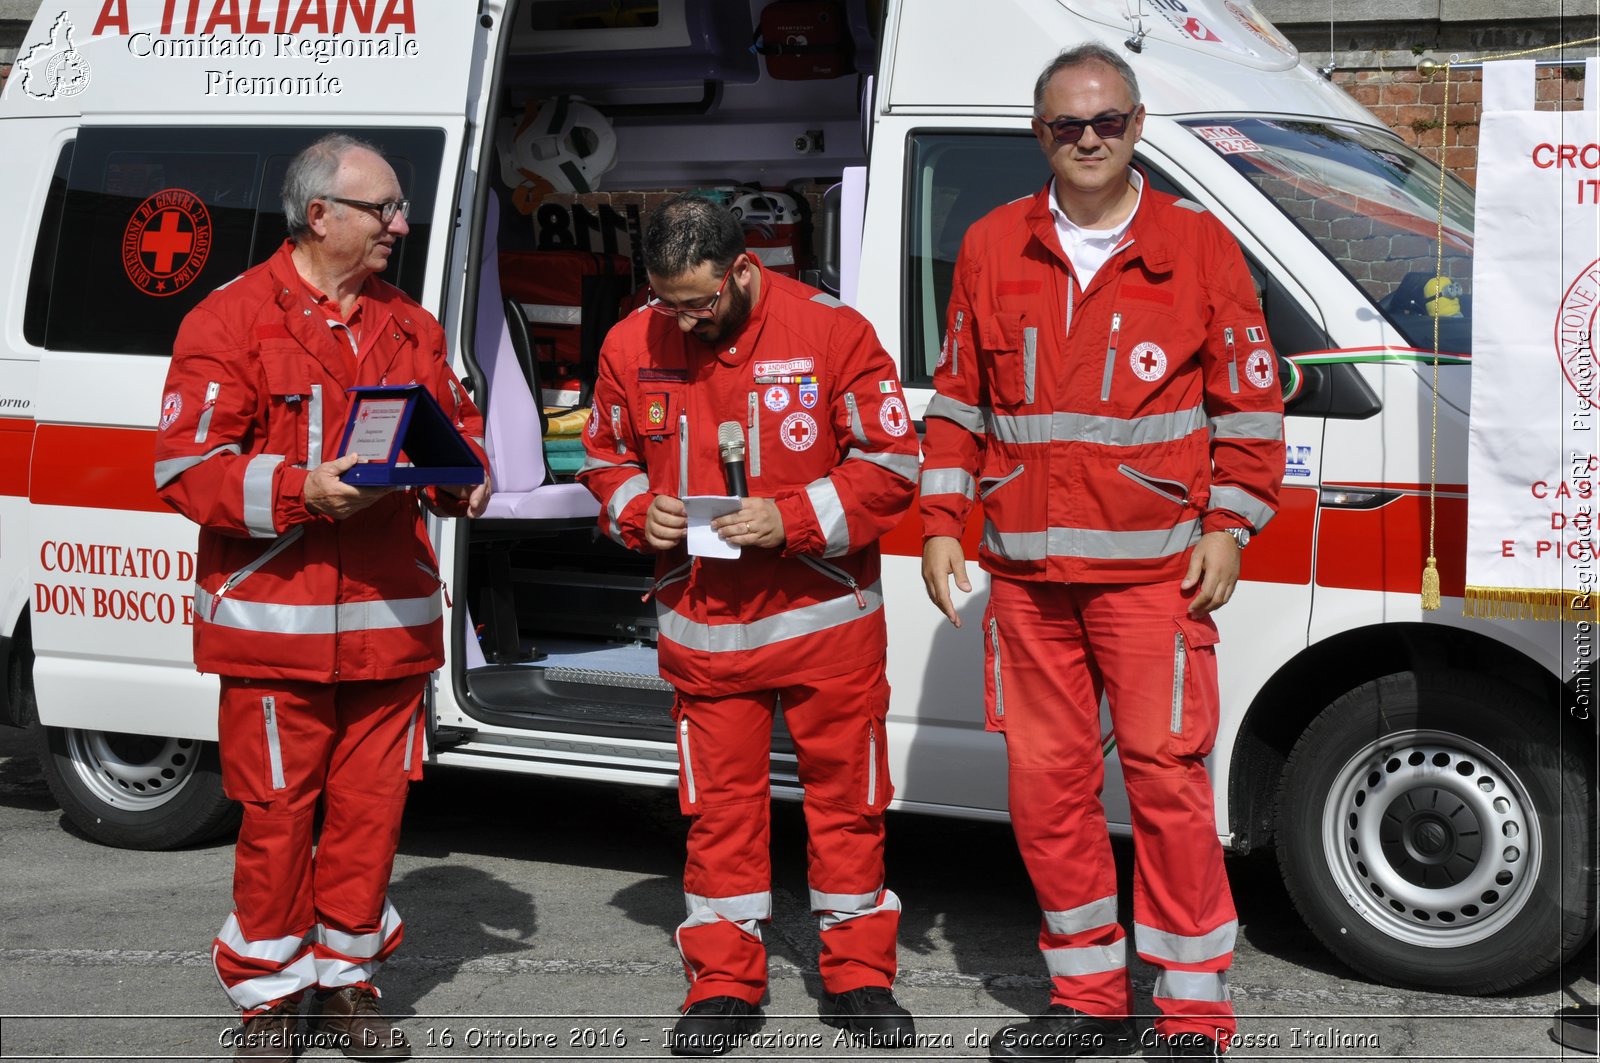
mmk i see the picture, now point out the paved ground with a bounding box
[0,723,1594,1061]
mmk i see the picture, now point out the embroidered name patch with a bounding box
[754,358,814,376]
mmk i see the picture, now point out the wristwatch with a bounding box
[1222,527,1251,549]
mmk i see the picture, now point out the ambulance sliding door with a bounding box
[28,126,450,739]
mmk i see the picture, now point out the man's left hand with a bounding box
[441,470,492,518]
[712,497,786,550]
[1181,530,1241,616]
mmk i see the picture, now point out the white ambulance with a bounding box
[0,0,1591,998]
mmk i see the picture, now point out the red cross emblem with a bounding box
[781,411,818,451]
[1246,349,1275,389]
[1130,342,1167,382]
[122,188,212,298]
[879,396,910,437]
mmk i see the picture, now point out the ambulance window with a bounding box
[41,127,443,356]
[23,143,74,348]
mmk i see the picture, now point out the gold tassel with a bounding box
[1421,556,1441,611]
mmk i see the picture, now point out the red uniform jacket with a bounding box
[154,241,486,682]
[920,182,1285,584]
[579,266,919,695]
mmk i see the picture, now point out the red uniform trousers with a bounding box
[986,576,1236,1042]
[211,674,425,1016]
[673,658,900,1007]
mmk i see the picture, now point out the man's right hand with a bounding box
[305,453,392,519]
[645,493,688,552]
[922,535,972,627]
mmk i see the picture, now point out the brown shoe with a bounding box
[311,986,411,1060]
[232,998,302,1061]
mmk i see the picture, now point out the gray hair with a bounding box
[642,193,746,279]
[1033,43,1142,113]
[282,133,384,242]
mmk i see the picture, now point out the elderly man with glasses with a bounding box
[579,193,921,1056]
[154,133,489,1062]
[919,44,1285,1062]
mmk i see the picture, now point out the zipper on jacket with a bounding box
[1171,630,1187,734]
[679,718,697,804]
[1064,283,1075,343]
[1117,464,1193,507]
[195,381,220,444]
[747,391,762,479]
[843,392,868,445]
[262,696,286,790]
[952,310,964,377]
[799,555,867,609]
[209,526,305,620]
[1225,327,1240,394]
[978,463,1026,500]
[642,558,694,604]
[611,404,625,455]
[416,558,450,607]
[1023,327,1038,404]
[866,724,878,806]
[989,616,1005,718]
[678,412,689,496]
[1100,312,1121,402]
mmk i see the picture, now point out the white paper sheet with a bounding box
[685,495,743,559]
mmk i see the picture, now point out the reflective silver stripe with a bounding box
[1209,485,1276,529]
[920,467,975,499]
[747,391,761,479]
[1209,411,1282,441]
[1135,919,1238,965]
[606,473,651,544]
[847,448,919,482]
[521,302,582,325]
[983,520,1202,562]
[242,454,284,539]
[578,453,642,475]
[218,950,318,1010]
[1154,969,1230,1003]
[811,888,882,913]
[216,913,306,963]
[686,891,772,922]
[659,580,882,653]
[154,443,243,489]
[1119,464,1190,506]
[195,380,220,443]
[1042,939,1127,978]
[213,526,303,607]
[678,718,697,804]
[194,589,441,635]
[1101,313,1121,402]
[1171,630,1186,734]
[806,477,851,557]
[979,464,1025,500]
[752,245,796,266]
[817,888,901,933]
[315,900,402,959]
[988,616,1004,718]
[811,292,843,308]
[925,393,985,433]
[843,392,868,445]
[866,724,877,805]
[306,385,324,467]
[261,697,285,790]
[990,406,1206,448]
[611,404,624,455]
[678,414,689,495]
[952,310,963,376]
[402,707,418,771]
[1043,896,1119,937]
[1175,198,1207,213]
[1226,327,1240,394]
[1023,326,1037,403]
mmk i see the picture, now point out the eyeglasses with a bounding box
[645,259,740,320]
[1035,110,1138,145]
[327,196,410,224]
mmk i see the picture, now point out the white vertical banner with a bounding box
[1466,59,1600,620]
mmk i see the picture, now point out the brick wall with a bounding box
[1335,64,1586,187]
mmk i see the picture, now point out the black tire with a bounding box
[1275,670,1596,993]
[36,726,240,850]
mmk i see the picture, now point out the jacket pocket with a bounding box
[982,606,1006,732]
[978,463,1026,500]
[1169,615,1221,758]
[673,700,701,814]
[979,312,1031,406]
[1118,464,1193,508]
[259,342,315,466]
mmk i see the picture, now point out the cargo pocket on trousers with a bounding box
[982,604,1007,733]
[672,697,702,815]
[218,692,289,803]
[863,685,894,815]
[1168,616,1221,758]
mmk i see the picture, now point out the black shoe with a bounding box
[820,985,916,1048]
[668,997,761,1057]
[1155,1033,1223,1060]
[988,1005,1136,1061]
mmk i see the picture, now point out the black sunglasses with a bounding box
[1036,110,1138,145]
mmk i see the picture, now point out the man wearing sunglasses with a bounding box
[920,44,1284,1062]
[155,134,489,1062]
[580,194,920,1055]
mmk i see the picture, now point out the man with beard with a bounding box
[579,194,921,1056]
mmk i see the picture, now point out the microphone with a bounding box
[717,421,748,497]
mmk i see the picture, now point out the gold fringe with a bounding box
[1420,557,1441,611]
[1463,586,1600,622]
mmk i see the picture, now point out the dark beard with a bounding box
[689,279,752,346]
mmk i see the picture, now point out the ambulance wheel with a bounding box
[1276,670,1595,993]
[37,726,239,850]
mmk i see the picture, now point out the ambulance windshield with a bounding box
[1185,118,1474,356]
